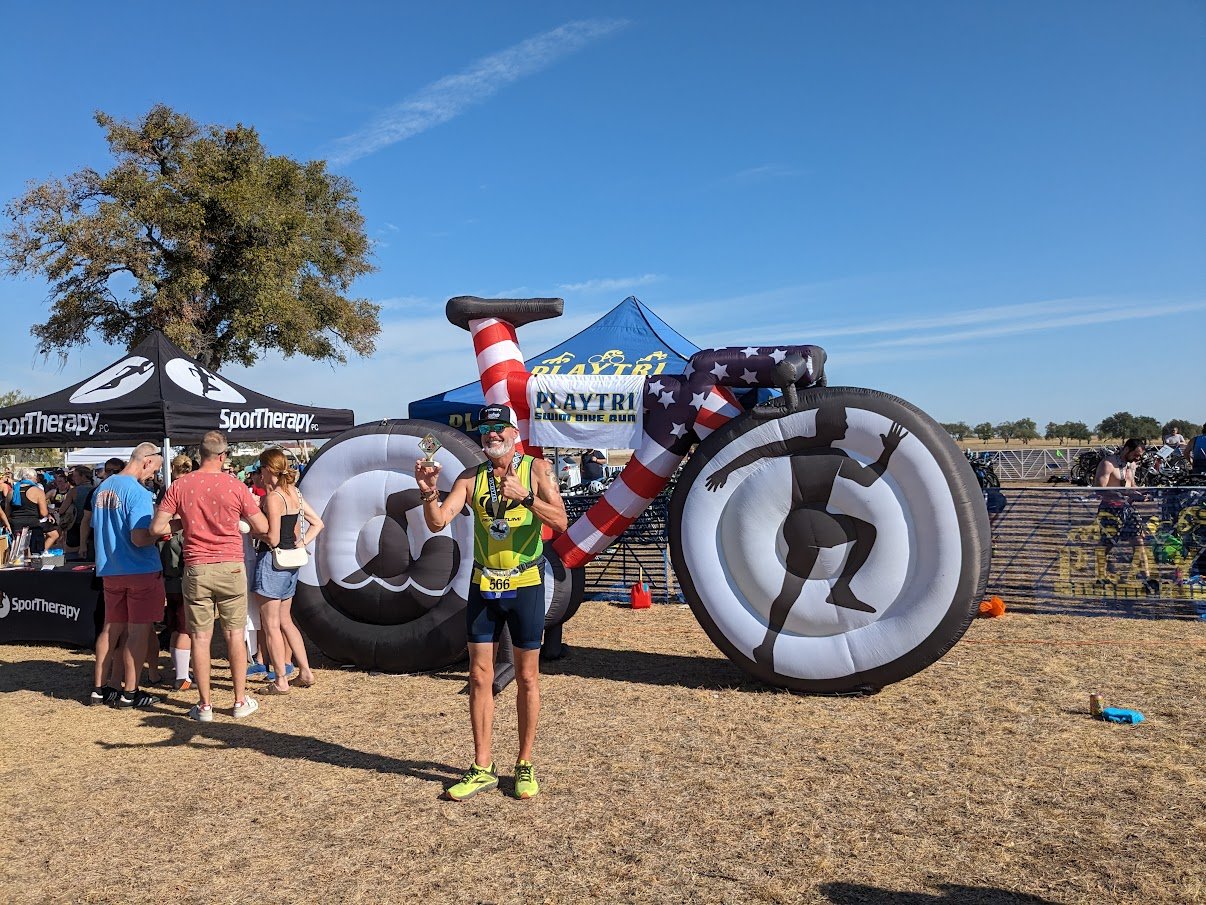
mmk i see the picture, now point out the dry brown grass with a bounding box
[1,605,1203,905]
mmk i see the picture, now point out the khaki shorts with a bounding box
[184,561,249,634]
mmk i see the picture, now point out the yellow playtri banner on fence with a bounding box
[987,486,1206,619]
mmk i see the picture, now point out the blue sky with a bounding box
[2,1,1203,430]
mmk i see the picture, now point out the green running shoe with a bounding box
[514,760,539,800]
[446,763,498,801]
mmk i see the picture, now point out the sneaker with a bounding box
[264,664,295,682]
[233,697,259,719]
[88,685,120,707]
[246,662,268,679]
[446,763,498,801]
[113,690,161,709]
[173,677,193,692]
[514,760,539,800]
[190,703,214,722]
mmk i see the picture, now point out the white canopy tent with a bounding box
[65,447,136,467]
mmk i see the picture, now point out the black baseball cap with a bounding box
[477,404,519,429]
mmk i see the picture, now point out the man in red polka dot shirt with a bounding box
[152,431,267,722]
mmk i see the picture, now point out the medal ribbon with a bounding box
[485,452,524,520]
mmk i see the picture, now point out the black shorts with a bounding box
[466,562,546,650]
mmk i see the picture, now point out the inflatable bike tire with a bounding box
[670,386,991,694]
[293,420,484,673]
[294,420,585,673]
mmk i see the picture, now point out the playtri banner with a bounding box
[527,374,645,450]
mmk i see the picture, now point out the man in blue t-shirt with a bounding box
[89,442,166,709]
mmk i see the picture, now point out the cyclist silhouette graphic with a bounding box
[81,360,154,396]
[704,404,907,667]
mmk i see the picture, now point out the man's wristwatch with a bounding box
[522,491,535,508]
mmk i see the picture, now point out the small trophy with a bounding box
[418,432,442,471]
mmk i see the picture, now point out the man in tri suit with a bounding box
[416,403,567,801]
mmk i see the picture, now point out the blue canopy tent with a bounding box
[408,296,701,435]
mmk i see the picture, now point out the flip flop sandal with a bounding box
[261,684,291,695]
[293,677,316,688]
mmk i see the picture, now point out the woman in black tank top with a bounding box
[251,448,324,694]
[7,468,58,554]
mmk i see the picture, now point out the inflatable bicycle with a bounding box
[293,298,990,694]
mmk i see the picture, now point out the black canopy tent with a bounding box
[0,332,355,480]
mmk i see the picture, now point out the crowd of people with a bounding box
[9,432,328,717]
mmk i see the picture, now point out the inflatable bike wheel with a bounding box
[293,420,484,673]
[670,386,990,694]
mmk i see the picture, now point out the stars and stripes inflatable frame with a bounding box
[295,297,990,694]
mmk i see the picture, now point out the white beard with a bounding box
[484,437,515,460]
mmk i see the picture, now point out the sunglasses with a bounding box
[477,423,510,435]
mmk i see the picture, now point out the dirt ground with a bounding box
[1,603,1203,905]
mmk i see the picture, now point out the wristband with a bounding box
[420,490,438,503]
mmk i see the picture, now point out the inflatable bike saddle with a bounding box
[446,296,564,331]
[752,349,829,419]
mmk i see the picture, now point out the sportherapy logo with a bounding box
[164,357,246,403]
[219,409,318,433]
[0,592,80,622]
[69,356,156,403]
[0,410,100,439]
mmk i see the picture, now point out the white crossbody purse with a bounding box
[270,490,309,570]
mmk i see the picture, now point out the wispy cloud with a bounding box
[326,18,629,165]
[729,164,802,183]
[373,295,429,311]
[557,273,662,294]
[859,299,1206,349]
[684,288,1206,363]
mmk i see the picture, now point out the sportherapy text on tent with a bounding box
[0,331,355,448]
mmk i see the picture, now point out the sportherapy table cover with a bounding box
[0,331,354,447]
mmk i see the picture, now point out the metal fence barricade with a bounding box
[564,492,681,604]
[987,486,1206,619]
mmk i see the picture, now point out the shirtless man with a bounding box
[1094,439,1155,593]
[1094,438,1144,489]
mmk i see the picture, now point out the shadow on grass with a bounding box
[0,655,101,701]
[93,713,462,786]
[538,644,770,692]
[1,657,460,788]
[820,883,1056,904]
[0,656,237,702]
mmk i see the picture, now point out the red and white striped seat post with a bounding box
[467,315,542,456]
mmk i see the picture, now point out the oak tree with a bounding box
[3,105,379,368]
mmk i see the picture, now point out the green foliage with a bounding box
[994,420,1016,442]
[1096,412,1136,441]
[1064,421,1091,443]
[1096,411,1162,442]
[973,422,995,443]
[2,105,380,369]
[1012,418,1039,445]
[1162,419,1198,438]
[941,421,971,440]
[1131,416,1161,442]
